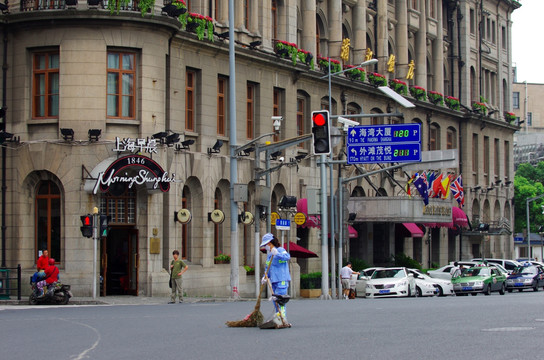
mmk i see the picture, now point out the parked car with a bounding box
[506,264,544,292]
[451,266,506,296]
[353,267,382,298]
[409,269,454,296]
[427,264,458,280]
[365,267,416,298]
[471,258,521,274]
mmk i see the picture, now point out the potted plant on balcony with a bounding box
[137,0,155,16]
[318,56,341,74]
[214,253,231,264]
[504,111,516,124]
[107,0,130,14]
[445,96,460,110]
[297,48,314,69]
[368,72,387,87]
[244,265,255,276]
[409,85,426,101]
[427,90,444,106]
[344,65,366,82]
[185,12,214,42]
[275,40,299,65]
[472,101,487,115]
[389,78,408,95]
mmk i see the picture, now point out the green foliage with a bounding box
[300,272,322,289]
[107,0,130,15]
[348,257,370,272]
[514,165,544,233]
[137,0,155,16]
[393,253,422,270]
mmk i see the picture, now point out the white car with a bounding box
[408,269,454,296]
[365,267,416,298]
[427,264,458,280]
[353,267,383,298]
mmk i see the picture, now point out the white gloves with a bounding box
[270,247,278,256]
[261,276,267,284]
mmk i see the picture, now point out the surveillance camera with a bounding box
[278,156,285,162]
[337,117,360,131]
[271,116,283,121]
[272,116,283,132]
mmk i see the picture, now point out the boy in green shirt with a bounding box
[169,250,188,303]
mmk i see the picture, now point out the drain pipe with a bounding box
[1,22,8,267]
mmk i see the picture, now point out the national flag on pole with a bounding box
[426,172,436,196]
[414,174,429,205]
[432,173,444,198]
[405,173,417,196]
[450,174,464,206]
[441,174,452,199]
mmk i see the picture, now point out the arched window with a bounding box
[430,123,440,150]
[470,67,477,103]
[35,181,61,262]
[297,90,310,149]
[272,0,278,40]
[446,127,457,150]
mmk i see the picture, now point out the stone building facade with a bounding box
[0,0,519,298]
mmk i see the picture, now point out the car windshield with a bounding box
[511,266,537,275]
[372,269,405,279]
[461,267,490,277]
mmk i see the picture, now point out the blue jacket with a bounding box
[266,247,291,284]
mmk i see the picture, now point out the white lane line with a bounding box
[59,319,102,360]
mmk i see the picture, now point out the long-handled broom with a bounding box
[225,255,274,327]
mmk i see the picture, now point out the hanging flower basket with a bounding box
[183,12,214,42]
[214,253,231,264]
[318,57,341,74]
[343,65,366,81]
[388,78,408,95]
[368,72,387,87]
[472,102,487,115]
[275,40,299,65]
[409,85,426,101]
[244,265,255,276]
[445,96,460,110]
[297,49,314,69]
[427,90,444,106]
[504,111,516,123]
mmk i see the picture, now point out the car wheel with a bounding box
[416,286,422,297]
[499,283,505,295]
[436,286,444,297]
[471,293,478,296]
[533,281,539,292]
[484,284,491,296]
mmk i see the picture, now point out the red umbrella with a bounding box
[260,241,318,258]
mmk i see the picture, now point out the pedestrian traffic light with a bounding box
[311,110,331,155]
[80,215,93,238]
[99,214,110,237]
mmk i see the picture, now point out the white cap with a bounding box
[260,233,274,247]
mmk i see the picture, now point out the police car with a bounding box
[505,262,544,292]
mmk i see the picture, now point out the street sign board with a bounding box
[276,219,291,230]
[347,123,421,164]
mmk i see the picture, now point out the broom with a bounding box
[226,255,273,327]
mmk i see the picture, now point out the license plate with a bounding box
[515,283,523,287]
[462,286,472,291]
[379,289,390,294]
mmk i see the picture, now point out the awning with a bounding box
[296,198,320,228]
[260,241,318,258]
[423,206,470,229]
[348,225,358,239]
[402,223,424,237]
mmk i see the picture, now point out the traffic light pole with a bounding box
[92,207,98,299]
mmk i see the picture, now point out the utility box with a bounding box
[307,188,321,215]
[0,268,10,299]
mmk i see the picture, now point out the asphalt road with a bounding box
[2,291,544,360]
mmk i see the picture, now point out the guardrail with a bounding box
[0,265,22,301]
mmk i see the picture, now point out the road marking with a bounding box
[481,327,535,332]
[60,319,101,360]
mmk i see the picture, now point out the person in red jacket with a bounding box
[36,249,49,271]
[37,258,59,297]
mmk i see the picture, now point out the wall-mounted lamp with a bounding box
[88,129,101,141]
[487,185,494,192]
[471,186,481,192]
[348,213,357,223]
[270,151,282,160]
[215,31,229,40]
[152,131,168,144]
[495,179,502,185]
[165,133,180,146]
[249,40,262,49]
[175,139,194,151]
[162,4,187,17]
[504,180,513,186]
[208,140,223,155]
[0,3,8,14]
[60,128,74,141]
[0,130,13,145]
[291,154,306,163]
[477,223,490,232]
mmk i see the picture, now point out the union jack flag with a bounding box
[450,175,464,206]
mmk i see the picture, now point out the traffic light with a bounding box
[311,110,331,155]
[80,215,93,238]
[99,215,110,237]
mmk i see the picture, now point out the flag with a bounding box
[426,172,436,196]
[432,173,444,198]
[450,174,464,206]
[414,174,429,205]
[405,173,417,197]
[441,175,452,199]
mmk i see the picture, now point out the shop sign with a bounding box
[113,137,158,154]
[93,154,176,194]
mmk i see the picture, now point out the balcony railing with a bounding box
[19,0,144,13]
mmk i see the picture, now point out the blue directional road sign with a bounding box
[275,219,291,230]
[347,123,421,164]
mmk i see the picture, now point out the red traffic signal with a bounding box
[311,110,331,155]
[80,215,93,238]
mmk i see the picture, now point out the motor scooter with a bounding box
[29,278,72,305]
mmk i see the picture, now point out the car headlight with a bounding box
[525,278,533,283]
[474,281,483,286]
[397,281,407,287]
[366,284,372,289]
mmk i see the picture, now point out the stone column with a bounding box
[376,0,388,75]
[250,0,259,34]
[301,0,317,56]
[395,0,409,80]
[352,2,367,65]
[328,0,342,60]
[235,0,244,29]
[415,0,427,87]
[433,3,444,94]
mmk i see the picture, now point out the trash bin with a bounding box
[0,268,10,299]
